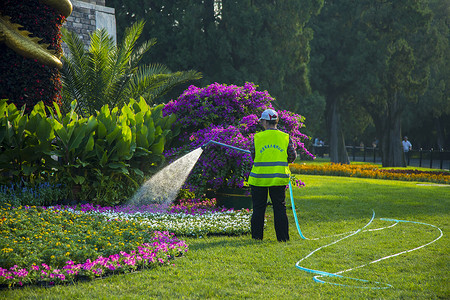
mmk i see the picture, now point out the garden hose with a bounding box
[289,182,306,239]
[288,184,444,289]
[201,140,251,154]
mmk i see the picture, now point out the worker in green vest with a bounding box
[248,109,297,242]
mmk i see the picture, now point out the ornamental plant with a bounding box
[0,199,255,288]
[0,204,189,288]
[163,82,312,195]
[290,163,450,184]
[0,98,179,206]
[61,20,201,117]
[0,0,66,110]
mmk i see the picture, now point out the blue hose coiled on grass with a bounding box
[288,182,443,289]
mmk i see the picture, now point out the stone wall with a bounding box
[63,0,116,50]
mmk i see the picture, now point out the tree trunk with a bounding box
[435,117,444,150]
[378,93,405,167]
[326,96,349,164]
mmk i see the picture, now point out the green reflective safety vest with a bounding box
[248,129,291,186]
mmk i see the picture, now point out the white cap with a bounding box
[259,109,278,121]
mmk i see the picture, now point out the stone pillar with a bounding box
[63,0,116,50]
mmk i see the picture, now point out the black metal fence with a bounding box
[312,145,450,170]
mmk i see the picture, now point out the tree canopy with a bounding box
[61,20,201,116]
[310,0,440,166]
[107,0,450,158]
[106,0,323,119]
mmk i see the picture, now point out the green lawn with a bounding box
[1,175,449,299]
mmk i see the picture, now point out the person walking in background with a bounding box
[402,136,412,164]
[313,137,320,156]
[248,109,297,242]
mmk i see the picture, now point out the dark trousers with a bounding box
[250,185,289,242]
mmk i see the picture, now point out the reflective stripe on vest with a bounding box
[253,162,289,167]
[248,130,291,187]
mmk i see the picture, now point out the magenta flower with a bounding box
[162,82,312,195]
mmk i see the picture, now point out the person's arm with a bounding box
[287,138,297,163]
[250,139,255,161]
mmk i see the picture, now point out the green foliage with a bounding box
[61,20,201,116]
[0,182,67,207]
[107,0,323,112]
[1,175,448,298]
[176,188,197,201]
[0,100,57,183]
[402,0,450,149]
[310,0,435,166]
[0,98,178,206]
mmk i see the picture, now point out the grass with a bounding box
[1,175,449,299]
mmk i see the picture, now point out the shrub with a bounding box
[163,82,312,195]
[289,163,450,184]
[0,98,179,206]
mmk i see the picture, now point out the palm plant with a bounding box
[61,20,201,116]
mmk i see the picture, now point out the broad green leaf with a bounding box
[150,135,165,155]
[97,121,107,139]
[22,165,38,176]
[53,123,69,146]
[136,125,149,148]
[135,111,144,126]
[0,99,7,115]
[36,118,54,142]
[121,125,132,143]
[85,133,95,152]
[100,150,108,167]
[74,175,85,184]
[106,126,121,144]
[86,116,98,133]
[67,125,87,152]
[52,102,63,120]
[132,167,144,177]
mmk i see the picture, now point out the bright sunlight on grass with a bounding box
[1,175,448,299]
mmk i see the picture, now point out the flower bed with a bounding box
[66,200,252,237]
[290,163,450,184]
[0,199,252,288]
[87,210,252,237]
[0,204,188,288]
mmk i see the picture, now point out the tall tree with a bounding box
[310,0,433,166]
[402,0,449,150]
[107,0,324,116]
[309,0,359,163]
[354,0,432,167]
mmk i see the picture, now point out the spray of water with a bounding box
[129,148,203,207]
